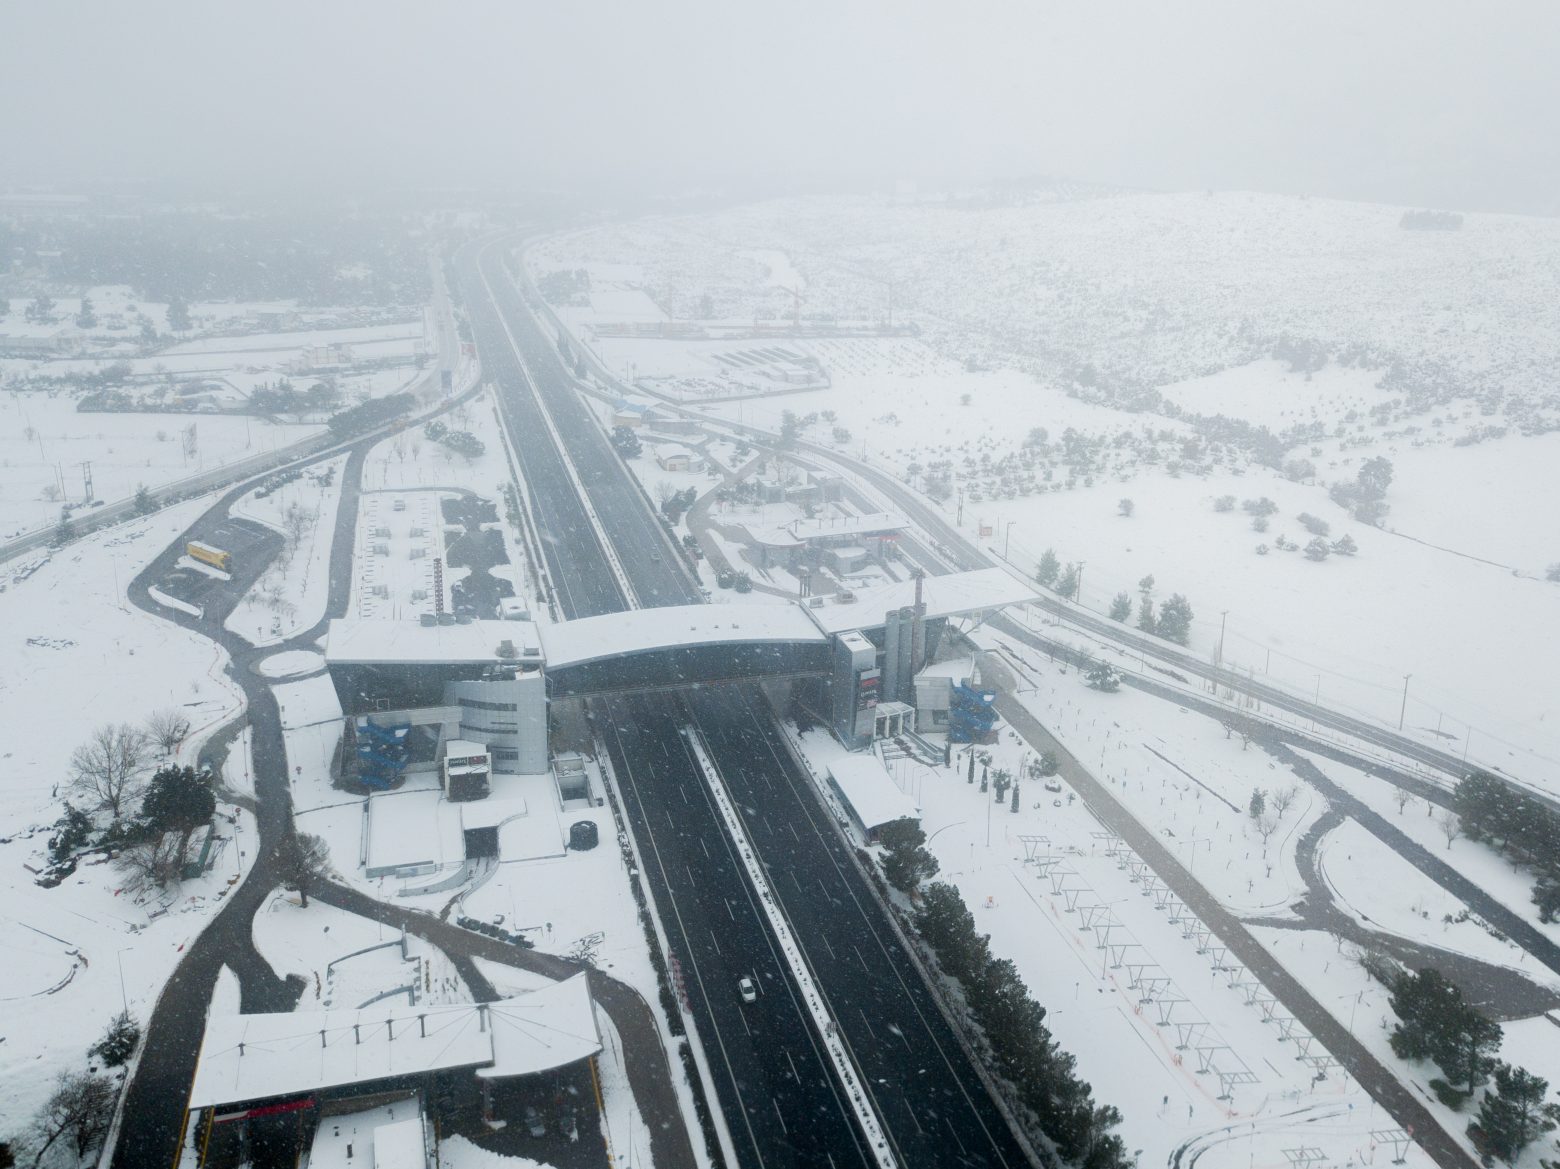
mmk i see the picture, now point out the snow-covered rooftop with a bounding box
[189,975,599,1108]
[540,602,826,668]
[788,511,907,540]
[324,618,543,666]
[827,754,919,832]
[803,568,1039,635]
[306,1100,425,1169]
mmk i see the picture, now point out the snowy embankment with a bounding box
[0,499,253,1146]
[226,454,348,646]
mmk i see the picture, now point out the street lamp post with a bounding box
[1398,673,1412,732]
[1076,561,1086,607]
[1218,610,1229,666]
[1003,520,1016,561]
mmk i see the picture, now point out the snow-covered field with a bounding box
[0,497,253,1144]
[0,392,322,538]
[0,285,433,539]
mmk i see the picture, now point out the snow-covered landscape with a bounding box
[5,10,1560,1167]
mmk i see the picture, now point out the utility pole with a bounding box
[1003,520,1016,561]
[1398,673,1412,731]
[1076,562,1086,607]
[1217,610,1229,666]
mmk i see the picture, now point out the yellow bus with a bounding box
[186,540,233,572]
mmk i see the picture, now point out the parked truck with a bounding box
[186,540,232,572]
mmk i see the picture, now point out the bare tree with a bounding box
[113,832,191,896]
[1393,787,1413,816]
[1256,814,1280,852]
[1438,810,1462,850]
[144,709,192,756]
[283,501,313,550]
[27,1071,116,1167]
[276,832,332,906]
[68,724,150,821]
[1270,782,1300,819]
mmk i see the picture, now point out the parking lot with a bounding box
[153,516,281,620]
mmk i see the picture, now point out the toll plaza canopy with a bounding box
[540,603,826,669]
[322,570,1038,696]
[189,974,599,1110]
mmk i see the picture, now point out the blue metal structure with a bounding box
[355,720,411,789]
[947,680,999,744]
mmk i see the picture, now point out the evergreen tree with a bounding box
[1249,788,1266,820]
[1357,456,1395,499]
[877,818,940,893]
[1136,598,1156,634]
[609,426,642,458]
[138,765,216,855]
[1086,662,1121,692]
[75,295,97,329]
[1108,592,1132,622]
[89,1011,141,1068]
[1436,1001,1502,1093]
[1035,548,1060,587]
[1389,968,1461,1062]
[132,484,158,515]
[166,295,191,333]
[1304,536,1331,561]
[1331,533,1358,556]
[1055,562,1079,599]
[1137,573,1155,597]
[1470,1063,1558,1163]
[1156,593,1194,644]
[52,507,76,547]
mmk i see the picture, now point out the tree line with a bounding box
[326,391,415,440]
[1383,963,1558,1163]
[1454,770,1560,922]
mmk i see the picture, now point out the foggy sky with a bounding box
[4,0,1557,214]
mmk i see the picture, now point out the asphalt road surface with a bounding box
[460,237,1039,1166]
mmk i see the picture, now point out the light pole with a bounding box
[116,948,130,1015]
[1218,610,1229,666]
[1003,520,1016,561]
[1180,837,1210,877]
[1076,561,1086,607]
[1398,673,1412,731]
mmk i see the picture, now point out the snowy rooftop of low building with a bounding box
[325,618,543,666]
[802,568,1038,635]
[189,975,599,1108]
[827,754,919,832]
[787,511,907,540]
[306,1099,425,1169]
[366,789,463,873]
[741,522,806,549]
[540,603,826,668]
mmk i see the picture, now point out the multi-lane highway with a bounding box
[455,237,1035,1168]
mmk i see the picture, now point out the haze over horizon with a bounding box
[3,0,1558,215]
